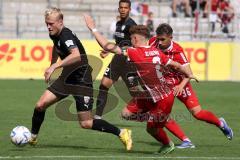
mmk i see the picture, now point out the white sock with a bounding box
[119,129,124,136]
[183,138,191,142]
[31,134,37,139]
[220,121,224,128]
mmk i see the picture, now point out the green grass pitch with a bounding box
[0,80,239,160]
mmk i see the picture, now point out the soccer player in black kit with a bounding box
[94,0,138,119]
[29,7,132,151]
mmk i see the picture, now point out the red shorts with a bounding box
[126,93,175,127]
[176,82,200,109]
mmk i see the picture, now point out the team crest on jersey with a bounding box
[84,96,90,104]
[65,40,74,47]
[121,25,126,31]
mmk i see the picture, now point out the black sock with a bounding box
[31,108,46,135]
[92,119,120,136]
[96,85,109,116]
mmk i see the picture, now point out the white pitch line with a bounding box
[0,156,240,159]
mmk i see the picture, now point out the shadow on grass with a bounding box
[136,140,160,147]
[112,123,145,128]
[27,143,155,155]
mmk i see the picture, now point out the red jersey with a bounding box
[126,46,172,102]
[218,1,229,11]
[149,36,189,85]
[211,0,220,12]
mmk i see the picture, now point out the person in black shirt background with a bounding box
[29,7,132,151]
[94,0,138,119]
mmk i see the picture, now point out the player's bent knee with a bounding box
[79,120,93,129]
[35,102,47,112]
[101,77,113,88]
[190,105,202,116]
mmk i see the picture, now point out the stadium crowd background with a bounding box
[0,0,239,40]
[0,0,240,81]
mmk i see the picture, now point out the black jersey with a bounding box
[50,27,92,85]
[50,27,88,64]
[114,17,137,47]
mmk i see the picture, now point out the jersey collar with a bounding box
[165,41,173,52]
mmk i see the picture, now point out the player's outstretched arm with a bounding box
[168,61,199,82]
[83,14,122,54]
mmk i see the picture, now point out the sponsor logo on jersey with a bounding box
[114,32,124,38]
[65,40,74,47]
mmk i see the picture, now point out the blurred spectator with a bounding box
[109,15,121,38]
[218,0,234,34]
[145,12,154,37]
[204,0,234,35]
[190,0,207,17]
[172,0,191,17]
[204,0,220,34]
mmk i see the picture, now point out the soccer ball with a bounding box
[10,126,31,147]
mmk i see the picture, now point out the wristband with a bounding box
[92,28,98,33]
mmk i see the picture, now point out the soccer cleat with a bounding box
[219,117,233,140]
[28,136,38,146]
[119,129,132,151]
[158,141,175,154]
[176,141,195,149]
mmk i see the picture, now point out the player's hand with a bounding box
[100,50,109,59]
[83,14,96,31]
[189,75,199,83]
[44,64,57,83]
[173,85,184,96]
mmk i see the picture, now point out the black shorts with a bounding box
[48,64,93,112]
[104,54,138,88]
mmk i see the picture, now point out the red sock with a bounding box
[156,128,170,145]
[194,110,221,127]
[147,124,170,145]
[165,119,188,141]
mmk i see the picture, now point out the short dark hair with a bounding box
[129,25,150,39]
[156,23,173,36]
[119,0,131,8]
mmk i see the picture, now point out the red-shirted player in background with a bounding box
[149,23,233,149]
[84,14,198,154]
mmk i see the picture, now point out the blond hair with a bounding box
[45,7,63,20]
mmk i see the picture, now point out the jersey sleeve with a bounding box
[125,47,136,62]
[60,30,78,51]
[174,46,189,65]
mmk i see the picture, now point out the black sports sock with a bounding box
[31,108,46,134]
[96,85,109,116]
[92,119,120,136]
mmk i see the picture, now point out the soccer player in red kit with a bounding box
[149,23,233,148]
[84,14,198,154]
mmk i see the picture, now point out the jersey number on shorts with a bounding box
[181,87,191,97]
[104,67,110,76]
